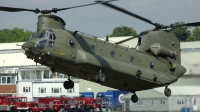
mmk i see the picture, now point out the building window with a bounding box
[177,99,184,105]
[50,72,57,79]
[58,73,64,79]
[194,98,196,105]
[148,99,153,106]
[43,70,50,79]
[136,100,143,106]
[11,76,15,84]
[23,87,31,93]
[39,87,46,93]
[161,99,165,105]
[36,70,41,79]
[1,76,15,84]
[21,71,30,80]
[182,99,184,104]
[7,77,10,83]
[52,87,61,93]
[2,77,6,84]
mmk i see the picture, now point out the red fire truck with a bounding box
[38,96,69,112]
[0,95,29,112]
[27,101,52,112]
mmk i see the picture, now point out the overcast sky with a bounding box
[0,0,200,37]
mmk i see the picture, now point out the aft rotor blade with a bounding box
[171,22,200,28]
[96,1,155,26]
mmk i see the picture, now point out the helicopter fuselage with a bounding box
[22,15,186,92]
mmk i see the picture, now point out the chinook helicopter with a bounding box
[1,1,200,103]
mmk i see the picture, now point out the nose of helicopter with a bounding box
[21,41,35,57]
[22,40,47,55]
[22,42,34,52]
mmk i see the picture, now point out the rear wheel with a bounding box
[164,87,171,97]
[131,94,138,103]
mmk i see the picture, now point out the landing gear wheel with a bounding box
[99,74,106,82]
[63,80,74,89]
[95,74,106,83]
[63,81,69,89]
[131,94,138,103]
[164,87,171,97]
[68,80,74,88]
[95,75,100,83]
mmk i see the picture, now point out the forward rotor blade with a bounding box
[55,0,117,12]
[0,6,37,13]
[96,1,155,26]
[0,0,117,14]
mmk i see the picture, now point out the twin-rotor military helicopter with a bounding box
[1,1,200,103]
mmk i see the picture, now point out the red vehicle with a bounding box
[27,101,52,112]
[38,97,69,112]
[0,95,29,112]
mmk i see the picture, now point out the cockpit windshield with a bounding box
[38,30,48,39]
[30,32,39,40]
[30,29,55,40]
[30,29,57,51]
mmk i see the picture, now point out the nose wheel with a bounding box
[63,80,74,89]
[63,75,74,89]
[131,93,138,103]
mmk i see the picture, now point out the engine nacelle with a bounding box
[150,43,177,59]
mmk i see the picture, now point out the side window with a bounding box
[47,33,56,48]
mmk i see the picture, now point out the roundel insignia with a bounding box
[118,94,125,103]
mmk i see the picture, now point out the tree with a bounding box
[0,27,32,43]
[171,22,191,41]
[186,27,200,41]
[109,26,137,37]
[192,27,200,41]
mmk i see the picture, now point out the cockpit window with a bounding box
[49,33,56,40]
[39,30,48,39]
[30,33,39,40]
[47,32,56,48]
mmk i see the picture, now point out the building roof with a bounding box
[0,42,24,50]
[181,41,200,49]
